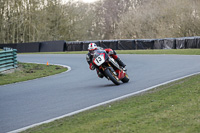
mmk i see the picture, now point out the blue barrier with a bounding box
[0,48,17,72]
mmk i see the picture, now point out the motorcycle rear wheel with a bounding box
[104,68,120,85]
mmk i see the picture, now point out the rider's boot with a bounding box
[115,57,127,71]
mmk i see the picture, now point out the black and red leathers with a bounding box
[86,47,126,78]
[86,48,118,70]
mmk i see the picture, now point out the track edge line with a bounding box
[8,71,200,133]
[0,62,71,87]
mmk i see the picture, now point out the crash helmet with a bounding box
[88,43,98,51]
[88,43,98,55]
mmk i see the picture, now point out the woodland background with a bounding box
[0,0,200,44]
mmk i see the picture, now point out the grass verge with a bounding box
[0,62,68,85]
[22,74,200,133]
[19,49,200,55]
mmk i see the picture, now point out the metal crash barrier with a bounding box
[0,36,200,52]
[0,48,17,72]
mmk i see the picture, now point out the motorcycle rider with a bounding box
[86,43,126,78]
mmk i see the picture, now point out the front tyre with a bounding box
[121,74,129,83]
[104,68,120,85]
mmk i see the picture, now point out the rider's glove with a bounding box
[89,63,95,70]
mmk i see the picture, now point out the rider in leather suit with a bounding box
[86,43,126,78]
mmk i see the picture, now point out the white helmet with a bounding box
[88,43,98,51]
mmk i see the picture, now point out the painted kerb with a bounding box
[0,49,18,72]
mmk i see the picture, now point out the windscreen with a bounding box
[93,50,106,58]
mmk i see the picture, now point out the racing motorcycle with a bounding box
[92,49,129,85]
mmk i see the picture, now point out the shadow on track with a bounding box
[89,81,133,89]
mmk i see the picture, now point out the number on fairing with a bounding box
[94,55,105,66]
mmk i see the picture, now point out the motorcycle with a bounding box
[92,49,129,85]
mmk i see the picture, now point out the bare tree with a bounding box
[115,0,200,39]
[1,0,200,44]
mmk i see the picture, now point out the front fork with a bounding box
[100,63,118,79]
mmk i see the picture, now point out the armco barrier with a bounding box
[65,41,83,51]
[0,44,17,49]
[196,36,200,48]
[0,48,17,72]
[163,38,176,49]
[154,39,164,49]
[185,37,197,48]
[176,38,186,49]
[135,39,155,49]
[100,40,118,50]
[17,42,40,53]
[118,40,136,50]
[0,36,200,52]
[40,40,65,52]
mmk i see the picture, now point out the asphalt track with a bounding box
[0,54,200,133]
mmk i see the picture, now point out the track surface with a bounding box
[0,54,200,133]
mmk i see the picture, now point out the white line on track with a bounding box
[1,62,71,87]
[24,62,72,74]
[8,70,200,133]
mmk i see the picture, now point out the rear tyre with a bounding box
[121,74,129,83]
[104,68,120,85]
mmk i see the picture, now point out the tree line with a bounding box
[0,0,200,44]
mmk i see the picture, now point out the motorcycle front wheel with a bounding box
[121,74,129,83]
[104,68,120,85]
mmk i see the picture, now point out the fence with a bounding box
[0,36,200,52]
[0,48,17,72]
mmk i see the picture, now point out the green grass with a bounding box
[0,62,67,85]
[20,49,200,55]
[22,74,200,133]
